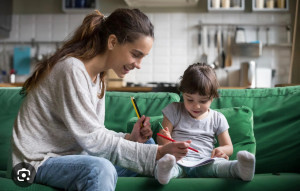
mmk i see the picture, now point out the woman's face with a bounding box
[108,35,153,78]
[182,93,212,120]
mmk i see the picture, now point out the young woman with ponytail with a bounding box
[11,8,191,190]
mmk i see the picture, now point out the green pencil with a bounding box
[158,122,164,130]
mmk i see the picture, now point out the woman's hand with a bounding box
[127,115,153,143]
[211,148,229,160]
[156,140,192,161]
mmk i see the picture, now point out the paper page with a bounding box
[177,157,215,168]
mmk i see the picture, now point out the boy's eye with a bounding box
[187,99,193,102]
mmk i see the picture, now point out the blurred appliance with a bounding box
[256,68,272,88]
[127,82,180,94]
[148,82,179,94]
[240,61,256,88]
[124,0,198,7]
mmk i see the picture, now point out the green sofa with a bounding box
[0,86,300,190]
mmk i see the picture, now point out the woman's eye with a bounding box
[131,52,140,58]
[187,100,193,102]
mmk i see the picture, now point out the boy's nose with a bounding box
[194,103,201,109]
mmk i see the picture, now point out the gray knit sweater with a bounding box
[12,57,157,176]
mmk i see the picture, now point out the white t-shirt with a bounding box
[162,102,229,159]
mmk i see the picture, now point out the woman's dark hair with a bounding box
[178,63,219,99]
[21,8,154,98]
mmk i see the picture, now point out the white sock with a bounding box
[236,151,256,181]
[154,154,176,185]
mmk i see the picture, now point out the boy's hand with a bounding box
[129,115,153,143]
[159,127,172,139]
[211,148,229,160]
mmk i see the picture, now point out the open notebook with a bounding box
[177,157,215,168]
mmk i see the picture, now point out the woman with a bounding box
[12,8,191,191]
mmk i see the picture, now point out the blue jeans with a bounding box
[34,138,155,190]
[115,138,155,177]
[34,155,117,191]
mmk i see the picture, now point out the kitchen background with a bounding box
[0,0,299,90]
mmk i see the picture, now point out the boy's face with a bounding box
[182,93,213,120]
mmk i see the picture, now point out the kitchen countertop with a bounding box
[0,83,24,87]
[0,83,247,91]
[107,86,153,92]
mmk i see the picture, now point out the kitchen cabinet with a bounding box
[62,0,98,13]
[252,0,289,11]
[0,0,12,38]
[207,0,245,12]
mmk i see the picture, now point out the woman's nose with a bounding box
[134,60,142,69]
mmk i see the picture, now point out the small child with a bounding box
[155,63,255,184]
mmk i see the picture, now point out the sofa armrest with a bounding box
[127,116,163,143]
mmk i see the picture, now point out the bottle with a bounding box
[10,69,16,83]
[266,0,274,8]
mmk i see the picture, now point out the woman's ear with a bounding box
[107,34,117,50]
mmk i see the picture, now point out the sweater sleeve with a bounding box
[55,63,157,175]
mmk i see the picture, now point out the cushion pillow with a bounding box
[211,86,300,173]
[127,106,255,161]
[105,92,180,133]
[215,106,256,160]
[127,116,163,142]
[0,88,24,172]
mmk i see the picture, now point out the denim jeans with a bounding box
[34,155,117,191]
[34,138,155,190]
[115,138,155,177]
[170,157,238,179]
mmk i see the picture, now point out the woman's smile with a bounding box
[123,65,132,74]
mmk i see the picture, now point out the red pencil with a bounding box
[157,133,199,153]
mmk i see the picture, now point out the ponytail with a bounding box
[22,8,153,100]
[21,10,107,98]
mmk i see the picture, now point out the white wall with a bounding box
[0,11,291,87]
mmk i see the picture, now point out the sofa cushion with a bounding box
[127,116,163,142]
[105,92,180,133]
[215,106,255,160]
[127,106,255,160]
[115,173,300,191]
[210,86,300,173]
[0,177,60,191]
[0,87,24,171]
